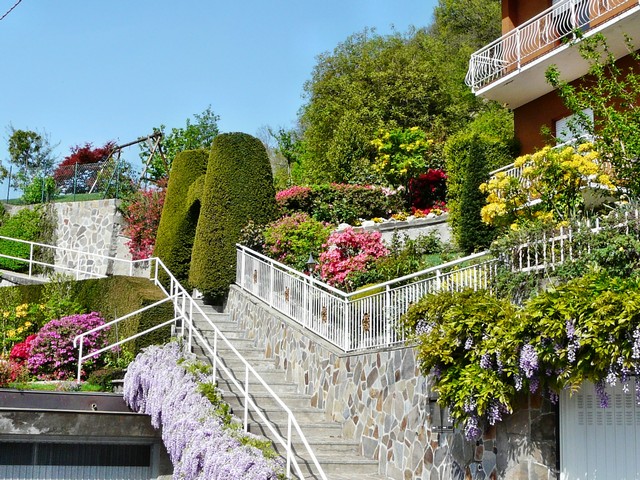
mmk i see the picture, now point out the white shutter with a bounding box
[556,108,594,144]
[560,379,640,479]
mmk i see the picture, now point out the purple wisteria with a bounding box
[123,342,282,480]
[519,344,538,379]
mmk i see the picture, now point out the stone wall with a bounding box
[226,286,558,480]
[4,199,132,276]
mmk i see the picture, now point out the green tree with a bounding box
[5,126,57,190]
[140,106,220,182]
[546,33,640,196]
[297,0,503,184]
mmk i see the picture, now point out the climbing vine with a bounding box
[401,269,640,440]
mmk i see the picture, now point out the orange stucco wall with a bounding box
[514,51,639,154]
[502,0,551,34]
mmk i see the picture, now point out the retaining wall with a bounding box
[227,285,558,480]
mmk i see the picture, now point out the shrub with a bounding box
[9,334,36,363]
[237,220,266,254]
[446,132,511,253]
[318,228,389,290]
[0,357,28,387]
[408,169,447,210]
[0,207,47,271]
[190,133,277,300]
[275,185,313,213]
[122,182,166,260]
[275,183,404,224]
[1,303,40,353]
[27,312,110,380]
[21,175,57,204]
[263,213,332,270]
[154,149,209,286]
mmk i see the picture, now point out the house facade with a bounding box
[465,0,640,153]
[466,2,640,479]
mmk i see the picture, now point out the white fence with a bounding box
[504,208,640,272]
[465,0,636,91]
[236,245,497,352]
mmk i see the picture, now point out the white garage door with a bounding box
[560,379,640,480]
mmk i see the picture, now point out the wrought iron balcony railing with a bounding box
[465,0,637,92]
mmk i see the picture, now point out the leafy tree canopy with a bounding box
[140,106,220,182]
[297,0,503,184]
[4,126,57,189]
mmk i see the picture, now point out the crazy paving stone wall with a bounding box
[54,199,131,276]
[227,285,558,480]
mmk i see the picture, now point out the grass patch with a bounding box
[7,381,104,392]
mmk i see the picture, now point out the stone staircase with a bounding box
[190,301,387,480]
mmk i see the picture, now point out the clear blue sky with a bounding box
[0,0,436,184]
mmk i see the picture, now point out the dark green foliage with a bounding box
[86,367,126,391]
[0,207,48,271]
[445,132,515,254]
[277,184,404,224]
[71,276,173,355]
[154,149,209,286]
[190,133,277,300]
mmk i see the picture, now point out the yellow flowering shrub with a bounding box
[1,303,46,353]
[481,143,616,229]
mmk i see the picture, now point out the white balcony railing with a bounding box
[465,0,636,91]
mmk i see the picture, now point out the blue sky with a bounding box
[0,0,436,191]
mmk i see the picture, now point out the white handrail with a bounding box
[151,258,328,480]
[65,252,327,480]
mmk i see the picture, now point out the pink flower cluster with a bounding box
[123,184,166,260]
[319,227,389,288]
[27,312,109,380]
[275,185,312,203]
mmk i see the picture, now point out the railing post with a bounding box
[287,415,293,478]
[244,365,250,432]
[384,285,391,347]
[28,243,33,277]
[212,330,218,384]
[241,247,247,289]
[77,340,83,384]
[269,264,274,308]
[343,298,350,351]
[516,28,521,69]
[188,298,193,353]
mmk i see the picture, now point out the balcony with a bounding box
[465,0,640,108]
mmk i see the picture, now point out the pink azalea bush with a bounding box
[27,312,109,380]
[124,342,282,479]
[318,228,389,290]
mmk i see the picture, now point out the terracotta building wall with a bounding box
[514,51,638,154]
[502,0,551,34]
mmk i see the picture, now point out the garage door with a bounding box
[560,379,640,480]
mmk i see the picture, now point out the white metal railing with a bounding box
[0,235,150,280]
[69,255,327,480]
[0,235,328,478]
[465,0,637,91]
[507,208,640,272]
[236,245,497,352]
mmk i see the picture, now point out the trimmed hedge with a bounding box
[154,149,209,286]
[190,133,277,300]
[2,276,173,357]
[445,132,514,254]
[0,206,51,272]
